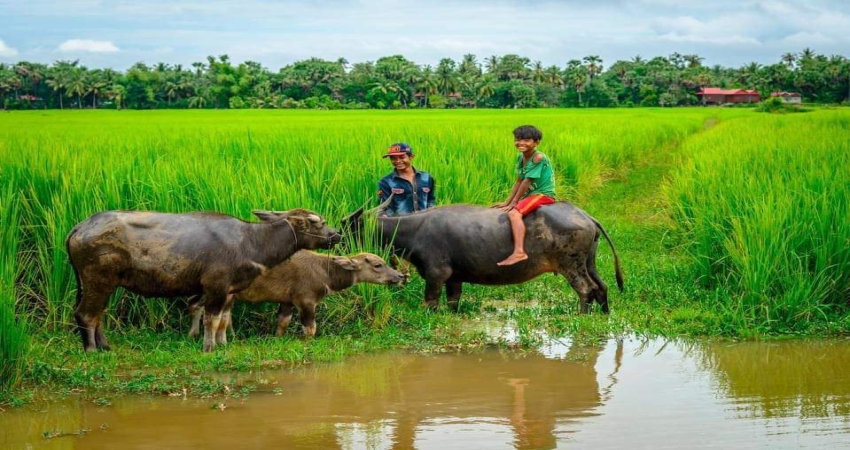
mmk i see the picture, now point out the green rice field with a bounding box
[1,108,848,401]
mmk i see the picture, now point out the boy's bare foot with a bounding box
[497,252,528,266]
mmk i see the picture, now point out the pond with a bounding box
[3,336,849,449]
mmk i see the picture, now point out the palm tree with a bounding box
[46,75,66,109]
[436,58,458,97]
[65,70,87,108]
[566,60,588,105]
[531,61,546,83]
[582,55,603,80]
[414,66,438,107]
[164,80,179,106]
[459,54,480,76]
[684,54,704,69]
[668,52,684,69]
[485,55,499,74]
[545,65,564,89]
[739,62,761,86]
[368,80,401,107]
[87,72,108,108]
[188,93,207,109]
[105,84,125,109]
[781,52,797,69]
[192,62,205,77]
[474,75,496,106]
[801,48,816,61]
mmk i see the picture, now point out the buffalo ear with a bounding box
[253,210,286,222]
[286,215,308,231]
[332,256,359,271]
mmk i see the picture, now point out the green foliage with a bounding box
[0,182,29,391]
[667,111,850,334]
[1,49,847,111]
[755,96,809,114]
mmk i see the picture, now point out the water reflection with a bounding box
[3,338,850,449]
[697,339,850,424]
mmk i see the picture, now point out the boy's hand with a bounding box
[497,203,516,212]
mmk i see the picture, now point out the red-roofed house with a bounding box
[696,88,761,105]
[770,91,802,104]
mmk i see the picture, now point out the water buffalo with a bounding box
[187,251,405,339]
[343,199,623,313]
[66,209,341,352]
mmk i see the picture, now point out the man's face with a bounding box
[389,153,413,171]
[515,138,539,153]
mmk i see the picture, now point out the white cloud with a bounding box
[781,32,834,46]
[650,14,767,46]
[657,32,761,46]
[57,39,120,53]
[0,39,19,57]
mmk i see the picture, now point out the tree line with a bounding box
[1,48,848,110]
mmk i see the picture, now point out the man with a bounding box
[378,142,436,216]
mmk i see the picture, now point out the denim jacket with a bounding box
[378,169,436,216]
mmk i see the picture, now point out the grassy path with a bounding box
[575,118,723,335]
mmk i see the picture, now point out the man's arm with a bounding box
[378,178,391,202]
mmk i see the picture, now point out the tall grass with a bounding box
[0,182,29,390]
[667,110,850,334]
[0,108,719,337]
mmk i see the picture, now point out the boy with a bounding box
[378,142,436,216]
[494,125,556,266]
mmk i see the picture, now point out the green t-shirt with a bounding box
[516,151,556,198]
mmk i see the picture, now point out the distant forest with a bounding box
[2,48,848,110]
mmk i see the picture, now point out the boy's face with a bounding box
[515,138,539,153]
[389,153,413,171]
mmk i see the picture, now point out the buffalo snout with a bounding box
[319,230,342,248]
[387,270,407,286]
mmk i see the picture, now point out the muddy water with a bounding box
[3,338,850,449]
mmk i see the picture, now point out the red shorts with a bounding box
[515,195,556,216]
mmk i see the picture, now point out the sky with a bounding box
[1,0,849,71]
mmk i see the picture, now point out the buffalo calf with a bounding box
[188,251,404,339]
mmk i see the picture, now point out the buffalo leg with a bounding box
[202,286,228,352]
[74,278,116,352]
[187,295,203,338]
[424,280,443,310]
[561,261,598,314]
[215,295,235,346]
[586,244,610,314]
[298,303,317,337]
[276,303,294,337]
[94,324,111,351]
[446,281,463,312]
[216,308,232,345]
[423,268,451,310]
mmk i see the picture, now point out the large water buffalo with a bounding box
[187,251,405,339]
[66,209,341,352]
[343,199,623,312]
